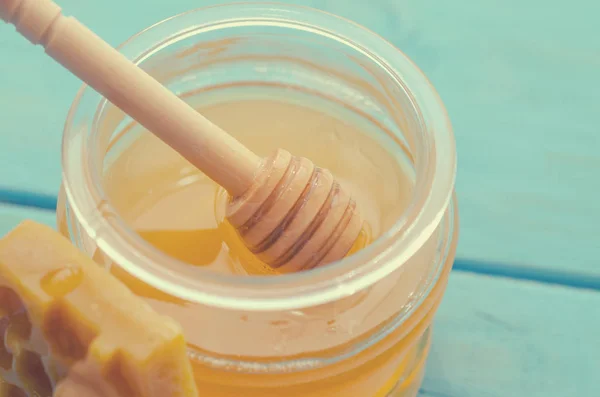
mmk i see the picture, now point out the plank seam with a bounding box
[0,188,58,210]
[1,188,599,291]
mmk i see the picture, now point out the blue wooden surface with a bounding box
[0,204,598,396]
[1,1,599,395]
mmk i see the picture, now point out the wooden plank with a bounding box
[377,0,600,283]
[0,0,598,276]
[0,204,56,235]
[421,272,599,396]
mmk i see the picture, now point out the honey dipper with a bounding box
[0,0,363,272]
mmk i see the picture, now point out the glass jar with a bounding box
[56,3,458,397]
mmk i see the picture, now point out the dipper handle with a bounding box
[0,0,262,197]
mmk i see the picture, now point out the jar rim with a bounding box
[61,2,456,311]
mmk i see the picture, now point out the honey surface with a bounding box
[104,97,413,276]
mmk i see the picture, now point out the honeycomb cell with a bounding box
[0,380,27,397]
[42,304,91,365]
[0,287,22,318]
[41,355,69,389]
[105,355,141,397]
[13,350,52,397]
[0,287,21,373]
[0,345,12,371]
[0,320,12,371]
[4,312,32,355]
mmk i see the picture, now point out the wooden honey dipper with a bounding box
[0,0,364,272]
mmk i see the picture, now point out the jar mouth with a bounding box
[61,3,456,311]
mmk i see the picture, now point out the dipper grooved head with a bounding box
[227,149,363,272]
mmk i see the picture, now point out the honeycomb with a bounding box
[0,221,198,397]
[1,277,68,397]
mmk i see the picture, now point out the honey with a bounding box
[104,97,411,277]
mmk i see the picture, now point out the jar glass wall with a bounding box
[56,4,458,396]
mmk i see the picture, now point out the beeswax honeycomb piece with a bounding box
[0,221,198,397]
